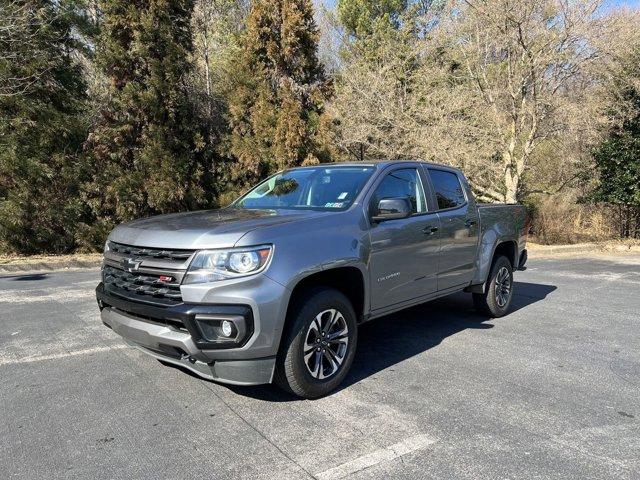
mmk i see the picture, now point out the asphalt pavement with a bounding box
[1,255,639,479]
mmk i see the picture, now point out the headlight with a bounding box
[183,245,273,284]
[104,240,111,253]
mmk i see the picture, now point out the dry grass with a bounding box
[0,253,102,272]
[530,197,618,244]
[527,239,640,257]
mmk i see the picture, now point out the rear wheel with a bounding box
[275,287,357,399]
[473,255,514,317]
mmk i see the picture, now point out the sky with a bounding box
[604,0,640,8]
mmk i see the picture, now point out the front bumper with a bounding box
[97,283,278,385]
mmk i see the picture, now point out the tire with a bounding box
[473,255,514,318]
[275,287,358,399]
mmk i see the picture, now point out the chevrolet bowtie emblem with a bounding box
[122,257,141,273]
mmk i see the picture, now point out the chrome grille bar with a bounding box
[108,241,194,261]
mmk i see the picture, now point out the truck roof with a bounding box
[295,160,461,172]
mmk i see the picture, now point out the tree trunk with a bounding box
[504,169,518,204]
[502,121,522,204]
[202,35,211,97]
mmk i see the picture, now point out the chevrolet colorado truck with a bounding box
[97,161,527,398]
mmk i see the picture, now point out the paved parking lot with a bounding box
[1,255,639,479]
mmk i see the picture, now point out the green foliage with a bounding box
[337,0,407,39]
[0,0,90,254]
[592,130,640,207]
[591,47,640,237]
[335,0,435,60]
[81,0,215,246]
[226,0,330,190]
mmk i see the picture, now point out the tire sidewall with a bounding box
[486,256,514,317]
[281,288,358,398]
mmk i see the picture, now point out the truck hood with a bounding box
[108,208,329,249]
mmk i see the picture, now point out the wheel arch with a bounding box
[492,240,518,269]
[468,238,518,293]
[285,266,366,323]
[274,266,366,356]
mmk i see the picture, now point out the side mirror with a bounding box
[372,197,412,222]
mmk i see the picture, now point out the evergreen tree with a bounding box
[0,0,90,253]
[331,0,426,160]
[337,0,407,40]
[591,48,640,238]
[83,0,213,245]
[226,0,329,190]
[336,0,431,58]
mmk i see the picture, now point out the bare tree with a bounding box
[328,35,425,161]
[422,0,605,203]
[191,0,249,101]
[329,0,632,204]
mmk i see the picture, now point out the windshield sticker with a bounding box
[338,192,348,200]
[324,202,345,208]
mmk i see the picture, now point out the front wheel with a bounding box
[275,287,357,399]
[473,255,514,318]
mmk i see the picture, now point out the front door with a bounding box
[427,168,480,291]
[368,167,441,310]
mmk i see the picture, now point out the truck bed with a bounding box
[461,202,528,288]
[478,203,527,233]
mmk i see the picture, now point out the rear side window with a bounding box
[370,168,427,214]
[428,169,466,210]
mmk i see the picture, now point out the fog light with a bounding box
[193,313,248,345]
[221,320,233,337]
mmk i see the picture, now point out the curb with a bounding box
[0,257,102,274]
[527,242,640,257]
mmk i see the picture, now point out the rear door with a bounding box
[426,168,480,291]
[368,166,441,310]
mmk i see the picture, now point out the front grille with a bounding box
[108,241,194,261]
[103,265,183,305]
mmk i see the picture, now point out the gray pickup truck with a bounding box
[97,161,527,398]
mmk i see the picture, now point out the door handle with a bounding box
[422,226,439,235]
[465,219,476,228]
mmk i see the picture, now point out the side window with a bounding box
[371,168,427,214]
[428,169,466,210]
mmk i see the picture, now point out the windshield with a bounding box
[233,166,375,211]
